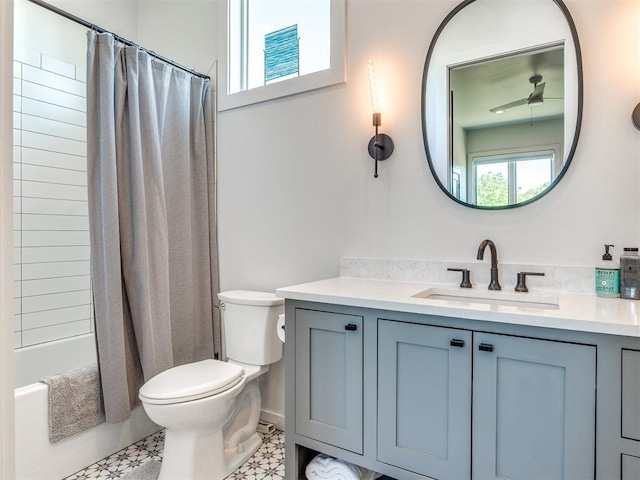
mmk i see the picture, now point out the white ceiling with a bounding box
[450,47,565,129]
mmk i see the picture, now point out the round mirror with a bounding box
[422,0,582,209]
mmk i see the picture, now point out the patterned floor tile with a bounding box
[63,430,285,480]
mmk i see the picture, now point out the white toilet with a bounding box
[138,290,284,480]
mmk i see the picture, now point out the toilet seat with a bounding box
[139,359,244,405]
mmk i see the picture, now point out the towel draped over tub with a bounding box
[40,364,106,442]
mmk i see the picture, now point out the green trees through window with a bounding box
[473,153,554,207]
[476,171,551,207]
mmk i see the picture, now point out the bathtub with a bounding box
[14,334,160,480]
[15,333,99,388]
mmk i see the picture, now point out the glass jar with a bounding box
[620,248,640,300]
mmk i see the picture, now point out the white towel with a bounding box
[305,454,382,480]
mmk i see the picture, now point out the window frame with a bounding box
[218,0,346,111]
[469,146,558,206]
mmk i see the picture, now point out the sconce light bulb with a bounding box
[367,60,380,114]
[495,110,504,115]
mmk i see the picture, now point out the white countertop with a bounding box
[276,276,640,337]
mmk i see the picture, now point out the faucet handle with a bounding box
[448,268,473,288]
[515,272,545,293]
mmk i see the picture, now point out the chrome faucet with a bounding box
[477,239,502,290]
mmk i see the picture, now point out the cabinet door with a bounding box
[377,320,472,479]
[622,349,640,441]
[295,308,363,454]
[473,333,596,480]
[622,454,640,480]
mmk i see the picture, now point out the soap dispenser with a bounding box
[595,244,620,297]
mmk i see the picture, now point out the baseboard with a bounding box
[260,408,285,431]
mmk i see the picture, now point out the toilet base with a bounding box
[159,428,263,480]
[223,431,263,475]
[150,379,265,480]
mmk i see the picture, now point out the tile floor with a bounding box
[63,429,285,480]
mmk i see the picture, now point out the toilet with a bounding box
[138,290,284,480]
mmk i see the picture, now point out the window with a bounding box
[452,168,462,200]
[471,149,555,207]
[219,0,346,110]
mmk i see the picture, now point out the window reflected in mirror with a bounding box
[470,150,555,207]
[449,45,564,206]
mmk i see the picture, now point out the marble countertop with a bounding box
[276,276,640,337]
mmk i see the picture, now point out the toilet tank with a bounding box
[218,290,284,366]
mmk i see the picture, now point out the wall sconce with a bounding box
[633,103,640,130]
[367,60,394,178]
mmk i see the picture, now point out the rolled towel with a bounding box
[305,454,382,480]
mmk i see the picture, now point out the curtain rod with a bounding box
[27,0,211,80]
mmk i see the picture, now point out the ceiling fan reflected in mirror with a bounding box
[489,75,560,115]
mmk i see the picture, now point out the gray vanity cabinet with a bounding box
[472,333,596,480]
[286,301,604,480]
[376,322,596,480]
[294,308,363,454]
[377,320,472,479]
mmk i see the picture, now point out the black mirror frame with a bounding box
[421,0,583,210]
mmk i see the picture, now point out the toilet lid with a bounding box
[218,290,284,306]
[139,359,244,405]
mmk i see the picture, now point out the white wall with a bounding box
[212,0,640,285]
[45,0,215,74]
[46,0,138,41]
[136,0,217,76]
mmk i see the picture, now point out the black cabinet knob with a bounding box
[450,339,465,348]
[345,324,358,331]
[479,343,494,352]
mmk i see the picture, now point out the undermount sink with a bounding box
[413,287,560,310]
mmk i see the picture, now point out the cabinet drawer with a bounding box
[294,308,363,454]
[622,349,640,441]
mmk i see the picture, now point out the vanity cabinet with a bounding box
[285,300,632,480]
[377,320,595,480]
[294,308,363,454]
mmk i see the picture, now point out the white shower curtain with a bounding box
[86,31,220,422]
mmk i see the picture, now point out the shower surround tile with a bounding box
[64,430,285,480]
[14,50,92,351]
